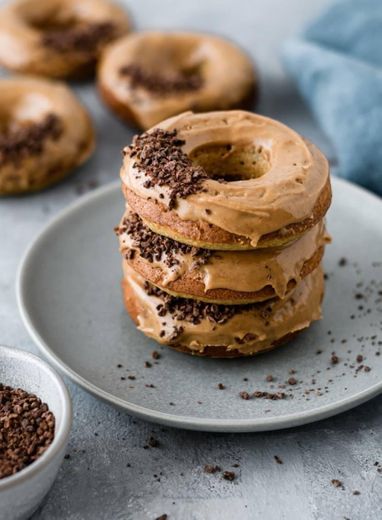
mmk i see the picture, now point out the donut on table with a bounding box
[116,207,329,304]
[122,265,324,358]
[0,77,94,195]
[0,0,131,78]
[120,110,331,250]
[98,32,257,129]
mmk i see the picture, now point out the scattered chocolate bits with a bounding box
[0,114,62,166]
[274,455,283,465]
[0,384,55,479]
[42,22,115,53]
[253,391,286,400]
[331,353,339,365]
[120,63,203,95]
[265,374,274,382]
[353,490,361,496]
[147,436,160,448]
[152,351,161,360]
[144,279,275,332]
[218,383,225,390]
[119,211,211,269]
[155,515,168,520]
[240,390,286,401]
[222,471,236,481]
[338,257,347,267]
[204,464,221,474]
[125,129,209,209]
[287,377,297,386]
[331,479,344,489]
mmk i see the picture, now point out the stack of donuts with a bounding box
[117,110,332,357]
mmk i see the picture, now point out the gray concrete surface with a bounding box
[1,0,382,518]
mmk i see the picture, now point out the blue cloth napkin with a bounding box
[283,0,382,195]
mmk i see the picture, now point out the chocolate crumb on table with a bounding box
[147,435,160,448]
[222,470,236,481]
[155,515,168,520]
[204,464,221,474]
[0,383,55,479]
[274,455,283,465]
[331,479,344,489]
[338,257,347,267]
[218,383,225,390]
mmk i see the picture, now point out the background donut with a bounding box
[98,32,257,129]
[0,0,131,78]
[0,77,95,195]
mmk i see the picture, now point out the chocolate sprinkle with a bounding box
[143,280,260,328]
[0,384,55,479]
[119,211,212,268]
[0,114,62,166]
[125,129,209,209]
[274,455,283,465]
[120,63,203,95]
[222,470,236,481]
[42,22,115,53]
[204,464,221,474]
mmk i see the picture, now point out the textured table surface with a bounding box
[1,0,382,518]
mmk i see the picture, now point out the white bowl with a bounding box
[0,345,72,520]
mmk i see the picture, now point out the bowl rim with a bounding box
[0,344,72,491]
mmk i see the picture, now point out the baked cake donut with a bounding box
[121,111,331,250]
[116,207,329,304]
[122,265,324,358]
[0,77,94,195]
[98,32,256,129]
[0,0,131,78]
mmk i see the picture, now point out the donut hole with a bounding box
[189,142,271,181]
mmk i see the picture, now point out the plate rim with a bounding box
[16,177,382,432]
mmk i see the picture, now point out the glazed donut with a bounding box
[121,110,331,250]
[117,207,329,304]
[98,32,256,129]
[0,77,94,195]
[122,265,324,358]
[0,0,131,78]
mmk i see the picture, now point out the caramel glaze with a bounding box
[122,265,324,356]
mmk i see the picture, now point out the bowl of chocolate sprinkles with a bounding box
[0,345,72,520]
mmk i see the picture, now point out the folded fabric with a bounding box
[283,0,382,195]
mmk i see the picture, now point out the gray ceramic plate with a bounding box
[17,177,382,432]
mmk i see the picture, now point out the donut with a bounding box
[117,207,329,304]
[0,0,131,78]
[122,265,324,358]
[0,77,94,195]
[98,32,256,129]
[121,111,331,250]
